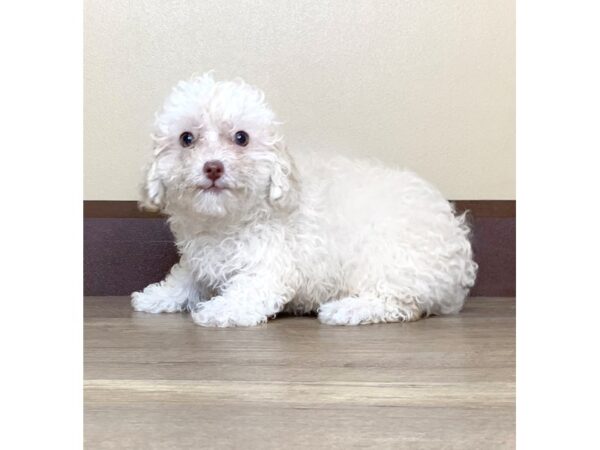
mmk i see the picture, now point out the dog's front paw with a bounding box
[131,286,185,314]
[318,298,376,326]
[190,297,267,327]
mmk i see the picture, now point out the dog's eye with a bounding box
[233,130,249,147]
[179,132,195,148]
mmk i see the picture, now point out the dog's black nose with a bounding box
[203,160,224,181]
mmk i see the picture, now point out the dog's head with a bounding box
[141,74,298,220]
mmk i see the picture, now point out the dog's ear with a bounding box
[269,140,300,210]
[139,155,166,212]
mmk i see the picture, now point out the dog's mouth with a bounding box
[205,185,224,194]
[197,183,228,194]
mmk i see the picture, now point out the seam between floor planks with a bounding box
[85,379,514,407]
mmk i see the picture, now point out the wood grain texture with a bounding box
[84,296,515,449]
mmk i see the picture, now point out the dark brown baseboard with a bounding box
[84,200,515,297]
[84,200,516,218]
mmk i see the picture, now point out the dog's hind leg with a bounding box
[317,295,424,326]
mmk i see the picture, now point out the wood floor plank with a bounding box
[84,297,515,449]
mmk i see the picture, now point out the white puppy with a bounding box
[132,74,477,327]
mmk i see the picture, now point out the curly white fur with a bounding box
[131,74,477,327]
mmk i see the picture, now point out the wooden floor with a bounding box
[84,297,515,449]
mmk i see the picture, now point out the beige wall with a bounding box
[84,0,514,200]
